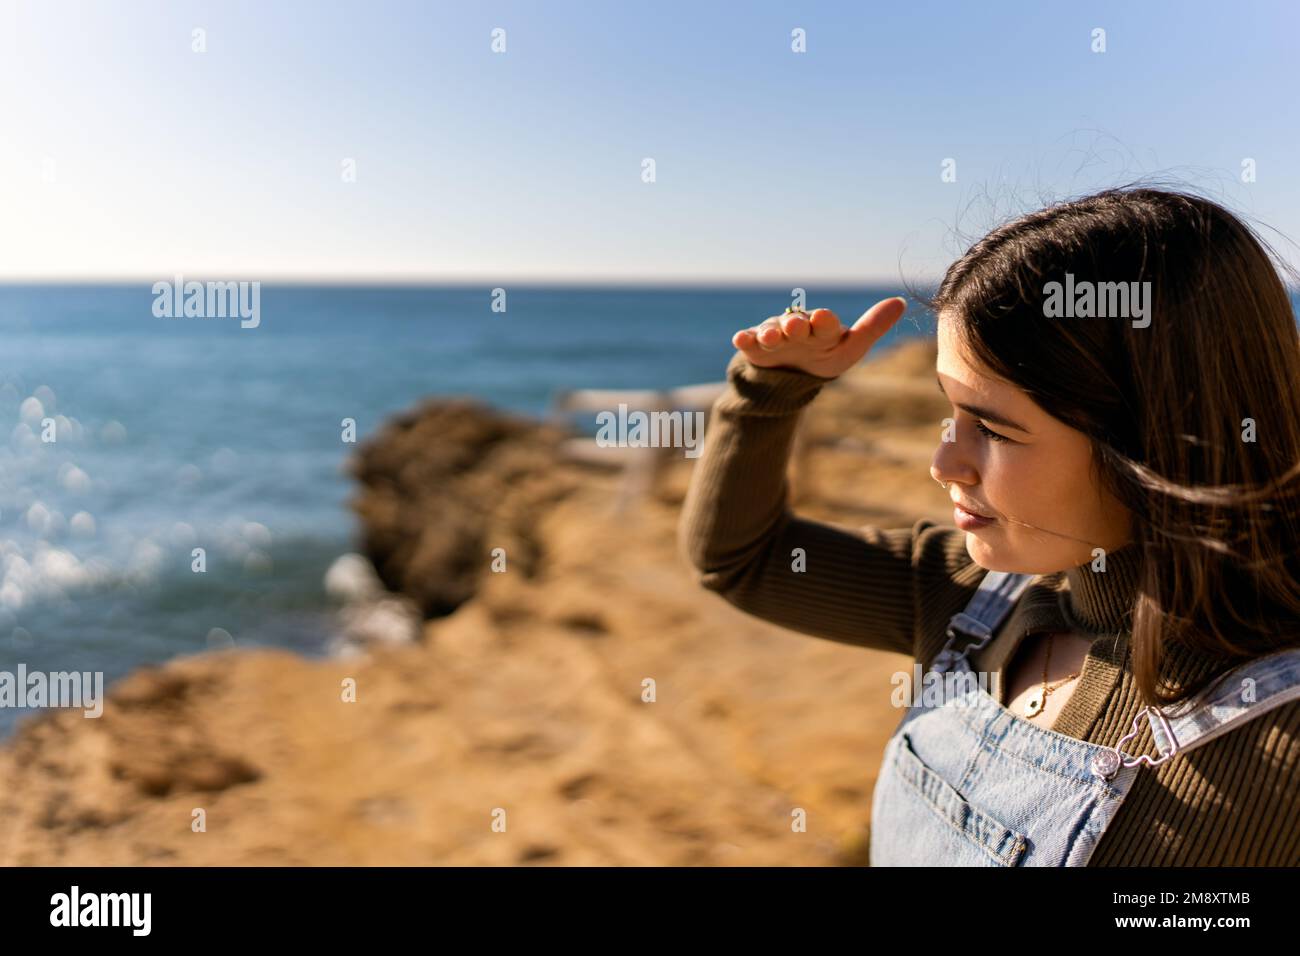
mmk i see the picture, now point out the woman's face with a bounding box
[931,313,1133,573]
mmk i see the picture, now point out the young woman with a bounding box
[678,187,1300,866]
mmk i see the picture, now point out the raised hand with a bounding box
[731,297,908,379]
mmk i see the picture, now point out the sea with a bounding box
[0,283,938,737]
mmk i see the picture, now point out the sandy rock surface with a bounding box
[0,339,958,865]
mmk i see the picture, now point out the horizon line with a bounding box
[2,275,1296,294]
[0,274,932,290]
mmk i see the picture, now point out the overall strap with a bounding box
[1143,647,1300,759]
[932,570,1036,671]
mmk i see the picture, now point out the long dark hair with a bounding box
[917,186,1300,706]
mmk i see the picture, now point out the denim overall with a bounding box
[869,569,1300,866]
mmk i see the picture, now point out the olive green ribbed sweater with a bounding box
[678,350,1300,866]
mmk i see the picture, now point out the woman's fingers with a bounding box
[734,311,817,352]
[731,328,758,350]
[732,321,781,353]
[762,311,813,347]
[733,297,908,375]
[808,308,843,340]
[756,319,785,350]
[846,297,908,352]
[780,312,811,341]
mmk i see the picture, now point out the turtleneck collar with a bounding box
[1023,538,1251,708]
[1059,539,1143,636]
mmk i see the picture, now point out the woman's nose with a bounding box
[930,433,977,488]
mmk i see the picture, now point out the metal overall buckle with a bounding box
[931,614,995,672]
[1091,705,1181,780]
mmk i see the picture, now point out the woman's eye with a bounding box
[974,420,1011,443]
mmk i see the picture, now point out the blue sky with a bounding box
[0,0,1296,284]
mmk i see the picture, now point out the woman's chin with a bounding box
[963,531,1071,577]
[963,527,1003,566]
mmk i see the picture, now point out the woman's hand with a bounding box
[731,297,908,379]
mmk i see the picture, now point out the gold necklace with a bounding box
[1024,632,1080,718]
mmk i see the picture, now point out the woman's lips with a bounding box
[953,501,996,529]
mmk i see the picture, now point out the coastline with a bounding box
[0,339,956,865]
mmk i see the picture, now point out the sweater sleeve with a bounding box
[677,350,976,658]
